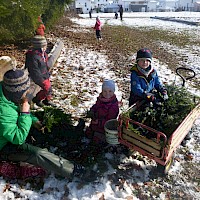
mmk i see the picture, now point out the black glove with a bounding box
[86,110,95,118]
[145,93,155,102]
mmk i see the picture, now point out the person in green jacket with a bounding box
[0,69,84,179]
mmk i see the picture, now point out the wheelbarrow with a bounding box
[118,67,200,174]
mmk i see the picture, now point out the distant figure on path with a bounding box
[94,16,102,40]
[115,12,118,19]
[119,5,123,20]
[89,10,92,18]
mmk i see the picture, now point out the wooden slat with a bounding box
[47,39,64,69]
[169,104,200,150]
[122,134,161,157]
[122,127,162,150]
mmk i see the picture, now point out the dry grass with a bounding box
[51,13,199,90]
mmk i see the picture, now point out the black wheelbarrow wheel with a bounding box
[157,154,174,175]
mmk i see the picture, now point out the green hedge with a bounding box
[0,0,71,44]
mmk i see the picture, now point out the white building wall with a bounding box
[148,1,158,11]
[158,0,178,11]
[75,0,116,13]
[74,0,196,13]
[75,0,93,13]
[194,1,200,11]
[122,0,158,11]
[177,0,194,10]
[96,0,112,11]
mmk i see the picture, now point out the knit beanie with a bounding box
[31,35,47,49]
[136,48,152,62]
[102,80,115,92]
[3,69,30,104]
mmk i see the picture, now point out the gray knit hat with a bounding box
[102,79,115,92]
[31,35,47,49]
[3,69,30,104]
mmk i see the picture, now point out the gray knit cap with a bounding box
[31,35,47,49]
[102,79,115,92]
[3,69,30,104]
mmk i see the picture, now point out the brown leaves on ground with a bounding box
[0,12,198,89]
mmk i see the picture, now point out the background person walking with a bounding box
[89,10,92,18]
[94,16,102,40]
[119,5,123,20]
[115,12,118,19]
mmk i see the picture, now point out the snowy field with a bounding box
[0,12,200,200]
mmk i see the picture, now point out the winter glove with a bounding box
[42,79,51,91]
[33,121,44,131]
[145,93,155,102]
[161,89,169,101]
[91,119,99,125]
[163,93,169,101]
[86,110,95,119]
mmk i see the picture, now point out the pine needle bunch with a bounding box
[34,107,72,133]
[129,85,199,137]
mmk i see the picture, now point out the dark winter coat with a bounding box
[25,49,50,88]
[119,6,123,14]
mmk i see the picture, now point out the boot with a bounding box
[32,97,45,107]
[42,99,56,107]
[73,163,96,182]
[73,163,85,177]
[76,118,85,132]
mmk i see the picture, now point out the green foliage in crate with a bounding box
[129,85,199,136]
[127,123,143,136]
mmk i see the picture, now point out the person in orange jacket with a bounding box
[36,16,45,36]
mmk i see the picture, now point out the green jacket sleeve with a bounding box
[1,105,32,145]
[31,113,39,125]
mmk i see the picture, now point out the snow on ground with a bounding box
[0,12,200,199]
[51,45,123,116]
[72,11,200,32]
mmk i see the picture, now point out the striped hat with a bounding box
[31,35,47,49]
[3,69,30,104]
